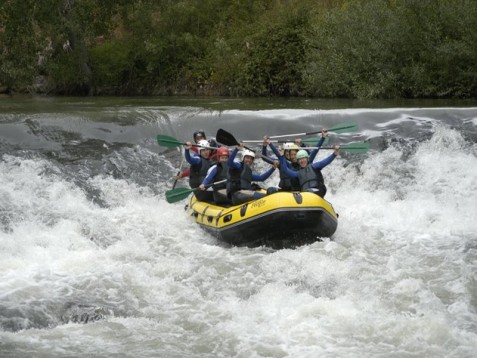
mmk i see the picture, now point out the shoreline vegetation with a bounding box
[1,0,477,99]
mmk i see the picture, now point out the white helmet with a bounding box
[283,142,300,151]
[282,142,294,150]
[242,149,255,159]
[197,139,210,152]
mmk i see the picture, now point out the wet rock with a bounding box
[61,303,111,324]
[367,136,388,151]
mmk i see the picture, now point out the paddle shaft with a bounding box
[299,145,365,149]
[239,123,357,143]
[298,143,369,153]
[178,179,227,195]
[166,179,227,203]
[267,123,357,139]
[200,179,227,189]
[185,143,218,150]
[172,157,185,189]
[242,138,326,144]
[216,129,277,164]
[300,146,341,150]
[157,135,217,150]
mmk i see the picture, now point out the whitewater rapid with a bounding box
[0,98,476,357]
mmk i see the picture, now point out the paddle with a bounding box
[267,121,358,140]
[215,129,276,164]
[276,137,330,145]
[299,142,369,154]
[157,134,216,150]
[240,122,357,143]
[302,137,329,145]
[172,157,185,189]
[242,137,329,145]
[216,128,248,147]
[165,179,227,203]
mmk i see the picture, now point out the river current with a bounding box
[0,97,476,357]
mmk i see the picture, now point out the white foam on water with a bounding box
[375,113,436,127]
[221,107,477,118]
[321,125,477,356]
[1,124,476,357]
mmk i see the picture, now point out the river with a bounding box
[1,96,476,357]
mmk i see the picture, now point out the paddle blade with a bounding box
[328,122,358,133]
[157,135,183,148]
[216,129,239,146]
[341,142,369,153]
[165,187,194,203]
[302,137,330,145]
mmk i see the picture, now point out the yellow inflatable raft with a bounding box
[187,191,338,248]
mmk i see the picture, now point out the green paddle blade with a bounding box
[302,137,330,145]
[157,134,184,148]
[327,122,358,133]
[165,187,195,203]
[340,142,369,153]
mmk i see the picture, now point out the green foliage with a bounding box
[305,0,477,99]
[89,41,131,92]
[223,2,314,97]
[45,50,87,94]
[240,7,311,96]
[1,0,477,98]
[0,0,50,89]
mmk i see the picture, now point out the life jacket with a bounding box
[298,165,324,191]
[313,166,325,185]
[213,162,228,190]
[189,156,211,188]
[279,161,301,191]
[227,162,252,196]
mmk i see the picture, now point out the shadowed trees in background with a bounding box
[1,0,476,98]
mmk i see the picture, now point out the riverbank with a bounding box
[2,1,477,100]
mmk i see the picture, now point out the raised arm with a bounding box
[311,146,340,170]
[227,147,241,169]
[308,129,327,162]
[268,142,282,158]
[278,156,299,178]
[185,142,201,165]
[261,135,269,157]
[252,166,276,182]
